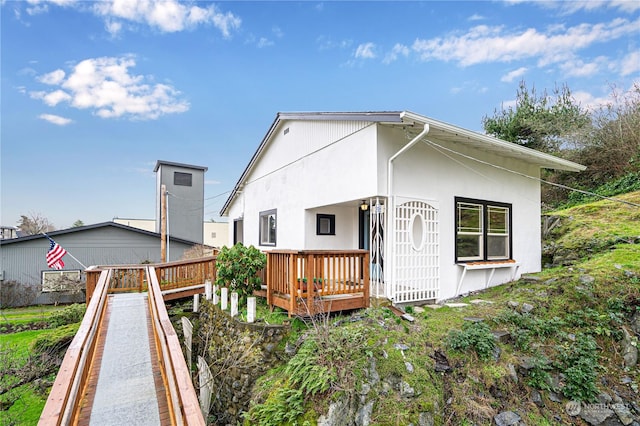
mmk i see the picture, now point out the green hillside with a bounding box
[242,192,640,426]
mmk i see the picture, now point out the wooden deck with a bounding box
[265,250,370,317]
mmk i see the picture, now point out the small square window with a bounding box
[316,214,336,235]
[174,172,192,186]
[259,209,277,246]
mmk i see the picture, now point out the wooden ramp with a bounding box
[76,293,171,425]
[39,265,205,426]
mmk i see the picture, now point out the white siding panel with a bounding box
[233,120,379,250]
[387,135,538,300]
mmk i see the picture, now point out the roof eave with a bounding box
[401,111,586,172]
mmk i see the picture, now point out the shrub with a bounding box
[446,322,496,361]
[526,354,553,391]
[215,243,267,305]
[245,386,305,426]
[32,323,80,355]
[556,334,599,402]
[48,304,86,328]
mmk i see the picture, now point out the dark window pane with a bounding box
[458,203,482,233]
[488,206,508,234]
[174,172,192,186]
[456,235,481,259]
[487,235,509,259]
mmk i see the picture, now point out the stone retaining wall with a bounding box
[195,300,289,424]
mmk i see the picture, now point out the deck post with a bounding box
[364,251,370,307]
[306,252,314,312]
[205,280,212,300]
[266,252,272,307]
[288,252,296,317]
[247,297,256,323]
[221,287,228,310]
[230,292,238,317]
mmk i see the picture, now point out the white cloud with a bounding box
[37,69,65,85]
[558,56,606,77]
[272,26,284,38]
[39,113,73,125]
[509,0,640,14]
[468,14,484,21]
[317,35,352,51]
[412,17,640,68]
[355,42,376,59]
[31,55,189,120]
[92,0,241,37]
[205,180,221,185]
[501,67,528,82]
[17,0,241,37]
[34,89,72,106]
[383,43,409,64]
[620,51,640,76]
[572,90,611,111]
[257,37,274,48]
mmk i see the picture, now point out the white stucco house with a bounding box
[220,111,584,304]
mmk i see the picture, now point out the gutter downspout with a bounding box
[386,122,430,302]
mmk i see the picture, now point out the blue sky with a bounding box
[2,0,639,230]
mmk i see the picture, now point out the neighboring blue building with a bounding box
[0,222,199,307]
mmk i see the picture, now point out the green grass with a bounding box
[0,305,68,327]
[1,306,84,426]
[0,383,48,426]
[547,190,640,249]
[2,329,51,358]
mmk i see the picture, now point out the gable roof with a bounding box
[0,221,199,246]
[220,111,585,215]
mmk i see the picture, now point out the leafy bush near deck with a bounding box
[215,243,266,305]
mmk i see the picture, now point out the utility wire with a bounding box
[422,139,640,208]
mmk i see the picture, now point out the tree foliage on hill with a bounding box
[483,81,640,206]
[17,213,55,235]
[483,81,590,153]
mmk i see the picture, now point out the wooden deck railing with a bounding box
[39,269,112,425]
[266,250,370,315]
[155,256,216,292]
[147,266,205,425]
[86,257,216,304]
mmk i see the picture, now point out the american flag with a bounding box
[46,237,67,270]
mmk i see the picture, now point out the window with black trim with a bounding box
[316,214,336,235]
[174,172,192,186]
[259,209,277,246]
[455,197,511,262]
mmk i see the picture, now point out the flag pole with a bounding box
[42,232,88,270]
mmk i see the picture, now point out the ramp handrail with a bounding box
[39,269,112,425]
[147,266,205,425]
